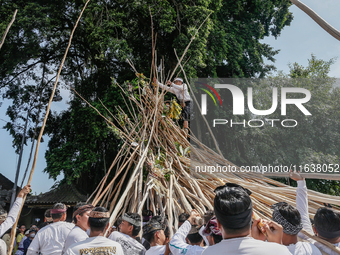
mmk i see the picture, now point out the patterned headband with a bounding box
[73,205,94,218]
[202,216,222,236]
[272,209,303,235]
[89,211,110,218]
[51,208,67,214]
[122,214,141,227]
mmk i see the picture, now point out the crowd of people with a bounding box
[0,171,340,255]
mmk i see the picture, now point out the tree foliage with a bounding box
[1,0,293,193]
[192,55,340,195]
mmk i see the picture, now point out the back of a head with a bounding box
[272,202,302,236]
[187,225,203,245]
[179,213,190,223]
[44,209,52,222]
[142,219,163,243]
[51,203,66,220]
[214,185,252,235]
[314,207,340,241]
[88,207,110,232]
[142,210,153,222]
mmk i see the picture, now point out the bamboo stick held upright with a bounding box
[0,9,17,50]
[6,1,91,254]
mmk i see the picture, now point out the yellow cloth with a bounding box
[13,232,24,254]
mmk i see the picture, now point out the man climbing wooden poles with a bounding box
[154,77,192,137]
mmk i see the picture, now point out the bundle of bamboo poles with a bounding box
[85,69,340,253]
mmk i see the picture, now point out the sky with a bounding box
[1,0,340,194]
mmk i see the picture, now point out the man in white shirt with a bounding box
[201,183,292,255]
[169,210,207,255]
[64,207,124,255]
[0,185,31,237]
[27,203,74,255]
[271,201,321,255]
[154,77,192,132]
[291,171,340,255]
[143,219,170,255]
[62,203,94,253]
[108,212,146,255]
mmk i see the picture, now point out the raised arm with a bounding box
[290,171,314,234]
[169,210,205,255]
[0,185,30,237]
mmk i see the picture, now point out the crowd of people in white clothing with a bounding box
[0,171,340,255]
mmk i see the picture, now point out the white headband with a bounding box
[174,78,183,83]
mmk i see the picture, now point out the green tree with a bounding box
[1,0,293,193]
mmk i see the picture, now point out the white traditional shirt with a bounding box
[62,226,88,254]
[0,197,22,237]
[0,238,7,255]
[108,231,146,255]
[27,221,74,255]
[157,82,191,102]
[169,220,206,255]
[296,180,340,255]
[145,245,166,255]
[286,241,321,255]
[64,236,124,255]
[199,225,209,246]
[202,236,292,255]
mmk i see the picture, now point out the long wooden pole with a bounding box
[0,9,17,50]
[290,0,340,41]
[7,1,91,254]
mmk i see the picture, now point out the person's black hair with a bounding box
[44,209,51,218]
[164,225,170,238]
[38,222,49,230]
[203,210,214,225]
[88,207,109,232]
[179,213,190,223]
[51,203,66,220]
[143,231,156,243]
[142,219,164,243]
[73,202,86,224]
[214,186,252,235]
[274,202,301,227]
[142,210,154,222]
[314,207,340,241]
[211,233,222,244]
[114,217,122,231]
[143,239,151,250]
[187,232,203,244]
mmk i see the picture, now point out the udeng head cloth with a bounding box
[122,213,141,227]
[89,211,110,218]
[73,204,94,218]
[51,208,67,214]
